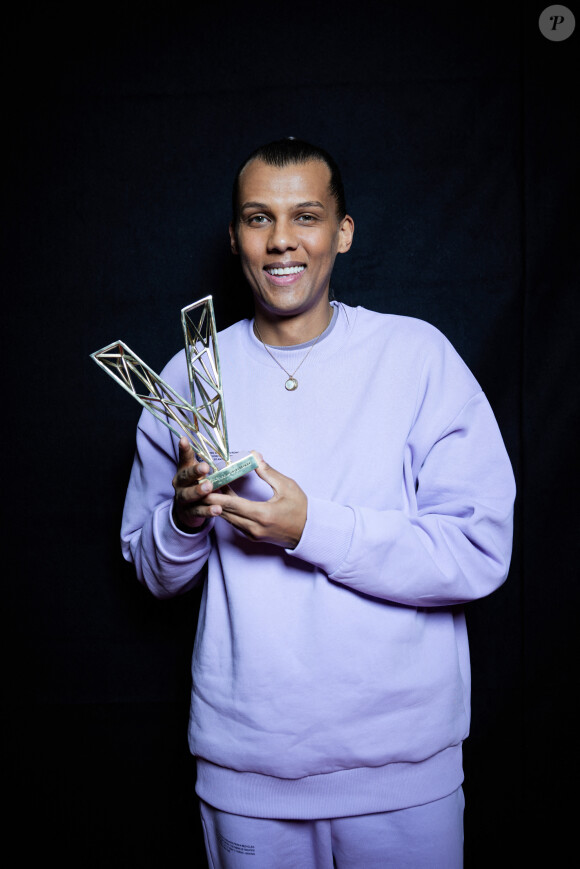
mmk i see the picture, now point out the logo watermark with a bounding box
[539,5,576,40]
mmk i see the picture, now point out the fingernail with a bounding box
[200,482,211,493]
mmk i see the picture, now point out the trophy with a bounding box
[91,295,258,488]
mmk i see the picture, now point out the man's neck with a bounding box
[253,303,333,347]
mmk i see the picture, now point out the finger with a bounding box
[181,499,222,518]
[174,466,211,491]
[172,499,222,531]
[205,489,260,520]
[214,502,260,536]
[177,437,197,467]
[176,437,211,474]
[173,483,222,529]
[177,477,214,505]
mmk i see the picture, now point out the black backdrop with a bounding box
[4,3,578,866]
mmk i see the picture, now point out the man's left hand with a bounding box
[205,454,307,550]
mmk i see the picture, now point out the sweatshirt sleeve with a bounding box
[292,389,516,607]
[120,409,214,600]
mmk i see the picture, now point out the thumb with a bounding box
[252,453,284,493]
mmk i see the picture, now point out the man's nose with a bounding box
[267,220,298,252]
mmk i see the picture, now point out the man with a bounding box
[121,138,515,867]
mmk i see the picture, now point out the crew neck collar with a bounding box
[255,303,339,352]
[243,301,356,368]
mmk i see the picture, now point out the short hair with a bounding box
[232,137,347,223]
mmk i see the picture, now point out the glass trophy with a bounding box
[91,295,258,488]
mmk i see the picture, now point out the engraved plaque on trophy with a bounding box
[91,295,258,488]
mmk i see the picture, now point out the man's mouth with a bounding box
[265,265,306,276]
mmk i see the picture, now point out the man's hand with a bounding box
[172,438,221,532]
[204,453,307,550]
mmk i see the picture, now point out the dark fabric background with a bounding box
[4,3,578,866]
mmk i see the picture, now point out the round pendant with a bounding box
[285,377,298,391]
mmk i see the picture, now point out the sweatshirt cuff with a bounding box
[289,496,355,576]
[154,499,214,561]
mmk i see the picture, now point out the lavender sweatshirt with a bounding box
[121,303,515,818]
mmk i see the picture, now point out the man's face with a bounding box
[230,159,353,322]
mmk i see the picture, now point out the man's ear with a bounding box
[337,214,354,254]
[229,222,238,255]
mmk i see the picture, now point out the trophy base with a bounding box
[207,454,259,489]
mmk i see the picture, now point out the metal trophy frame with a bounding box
[91,295,258,488]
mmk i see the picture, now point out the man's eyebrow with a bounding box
[295,201,325,209]
[240,200,326,211]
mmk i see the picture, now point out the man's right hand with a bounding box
[172,437,222,532]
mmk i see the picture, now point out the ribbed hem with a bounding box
[154,499,214,559]
[195,745,463,819]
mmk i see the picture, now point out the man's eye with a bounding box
[248,215,268,225]
[297,214,316,223]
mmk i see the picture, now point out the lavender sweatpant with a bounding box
[200,787,464,868]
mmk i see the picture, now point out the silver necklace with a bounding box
[254,310,332,391]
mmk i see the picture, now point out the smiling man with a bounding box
[121,138,515,868]
[230,156,353,350]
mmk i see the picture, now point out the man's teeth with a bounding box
[267,266,305,275]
